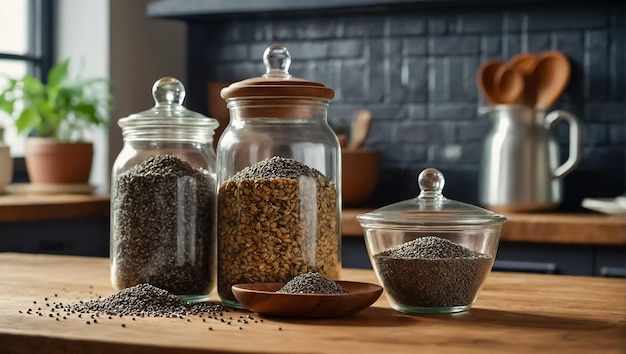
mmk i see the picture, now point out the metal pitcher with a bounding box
[478,105,582,212]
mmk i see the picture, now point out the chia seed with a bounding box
[112,155,215,296]
[277,272,346,294]
[70,283,225,318]
[374,236,493,309]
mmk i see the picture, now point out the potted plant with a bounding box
[0,126,12,192]
[0,59,109,184]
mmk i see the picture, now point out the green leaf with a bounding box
[21,75,44,94]
[0,92,14,114]
[15,108,40,134]
[47,59,70,88]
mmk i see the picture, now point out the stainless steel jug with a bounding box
[478,105,582,212]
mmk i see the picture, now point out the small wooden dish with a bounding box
[231,281,383,318]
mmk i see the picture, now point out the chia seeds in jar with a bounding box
[111,78,219,302]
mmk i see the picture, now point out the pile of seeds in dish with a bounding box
[374,236,493,308]
[218,156,340,304]
[277,272,346,294]
[112,155,215,296]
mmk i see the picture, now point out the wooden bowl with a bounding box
[231,281,383,318]
[342,149,380,207]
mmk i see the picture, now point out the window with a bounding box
[0,0,53,157]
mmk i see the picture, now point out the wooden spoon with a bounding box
[346,109,372,150]
[477,60,503,105]
[507,53,538,105]
[507,53,538,74]
[494,66,524,104]
[531,51,571,110]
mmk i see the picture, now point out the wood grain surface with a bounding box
[0,194,110,222]
[342,209,626,245]
[0,253,623,354]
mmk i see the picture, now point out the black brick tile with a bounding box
[406,57,428,103]
[503,33,521,59]
[481,35,502,58]
[585,102,626,122]
[329,39,364,58]
[456,121,491,142]
[311,60,336,89]
[364,120,394,145]
[340,59,368,102]
[609,124,625,144]
[432,103,477,120]
[218,43,248,61]
[396,121,454,143]
[429,57,448,103]
[388,39,408,103]
[431,35,480,55]
[585,30,609,102]
[448,56,480,103]
[367,104,409,121]
[428,16,456,35]
[408,104,427,120]
[584,124,610,145]
[389,15,427,36]
[460,13,502,33]
[343,16,385,37]
[368,39,385,102]
[526,33,551,53]
[609,11,625,101]
[525,8,609,31]
[406,37,427,55]
[382,144,428,164]
[505,12,522,32]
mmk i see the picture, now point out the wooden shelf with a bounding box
[0,194,110,222]
[342,209,626,245]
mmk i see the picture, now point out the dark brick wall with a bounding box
[186,2,625,210]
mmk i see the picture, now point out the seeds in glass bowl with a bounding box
[218,156,340,304]
[374,236,493,308]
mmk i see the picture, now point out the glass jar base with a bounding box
[221,298,245,309]
[391,302,473,314]
[178,294,211,303]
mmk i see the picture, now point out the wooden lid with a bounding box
[220,44,334,100]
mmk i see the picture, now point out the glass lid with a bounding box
[119,77,218,129]
[357,168,507,228]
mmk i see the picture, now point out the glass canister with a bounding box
[110,77,219,302]
[216,44,341,308]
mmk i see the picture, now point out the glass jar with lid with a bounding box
[110,77,219,302]
[216,44,341,308]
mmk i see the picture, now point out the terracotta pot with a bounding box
[342,149,380,207]
[0,145,12,193]
[25,138,93,184]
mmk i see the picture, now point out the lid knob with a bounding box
[262,44,292,79]
[152,77,186,106]
[417,168,445,199]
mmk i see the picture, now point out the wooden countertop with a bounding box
[0,253,623,353]
[343,209,626,245]
[0,194,110,222]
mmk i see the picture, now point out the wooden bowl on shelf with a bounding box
[342,149,380,207]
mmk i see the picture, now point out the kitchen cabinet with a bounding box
[0,253,622,353]
[0,194,110,256]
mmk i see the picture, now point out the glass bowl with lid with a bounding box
[357,168,506,314]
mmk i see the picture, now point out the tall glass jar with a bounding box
[216,44,341,308]
[110,77,219,302]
